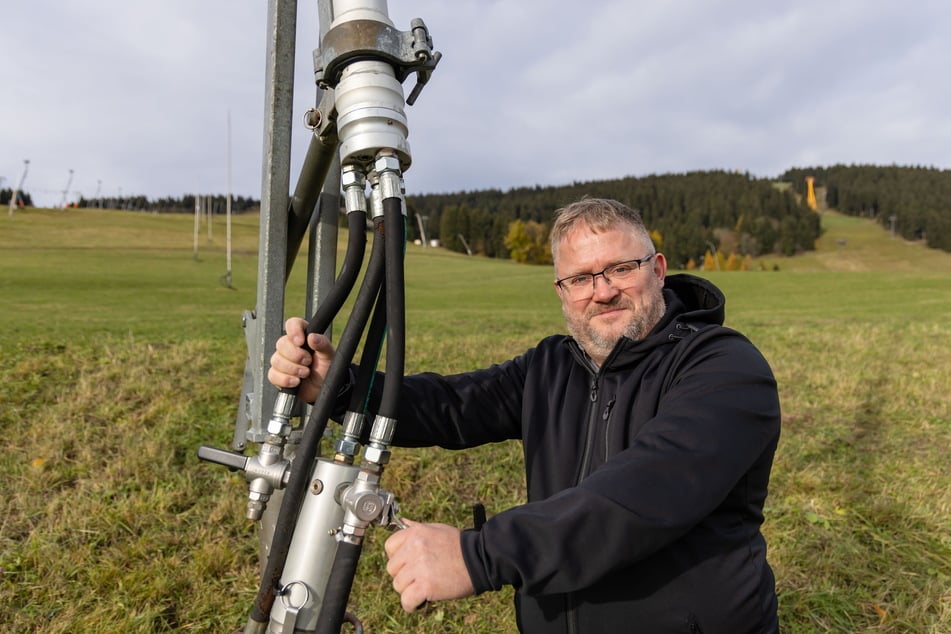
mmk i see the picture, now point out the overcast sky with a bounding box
[4,0,949,208]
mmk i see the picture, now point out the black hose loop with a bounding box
[305,211,368,338]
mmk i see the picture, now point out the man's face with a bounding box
[554,222,668,365]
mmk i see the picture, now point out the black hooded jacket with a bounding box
[365,274,781,633]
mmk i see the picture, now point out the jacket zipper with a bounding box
[576,377,600,485]
[567,376,602,634]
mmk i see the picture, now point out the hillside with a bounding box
[759,209,951,273]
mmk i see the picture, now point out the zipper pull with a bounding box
[602,397,616,421]
[590,378,598,402]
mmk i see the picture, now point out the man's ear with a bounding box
[653,252,668,283]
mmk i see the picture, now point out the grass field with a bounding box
[1,206,949,632]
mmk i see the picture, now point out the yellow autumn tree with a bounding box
[504,220,552,265]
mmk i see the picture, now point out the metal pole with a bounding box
[9,159,29,216]
[59,169,74,209]
[193,189,200,260]
[226,110,233,288]
[235,0,298,447]
[705,240,720,271]
[416,213,428,246]
[458,234,473,256]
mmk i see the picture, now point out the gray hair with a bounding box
[550,198,653,262]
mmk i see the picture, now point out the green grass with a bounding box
[1,207,949,632]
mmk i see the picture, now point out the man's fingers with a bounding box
[267,366,299,389]
[284,317,308,341]
[268,350,309,381]
[276,334,313,364]
[398,580,428,613]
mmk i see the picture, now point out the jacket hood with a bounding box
[660,273,726,328]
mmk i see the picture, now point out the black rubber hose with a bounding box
[379,197,406,419]
[311,202,404,634]
[314,541,363,634]
[278,210,367,399]
[274,205,368,400]
[304,210,367,339]
[248,219,387,626]
[347,282,386,414]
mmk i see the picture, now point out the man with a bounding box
[269,198,781,633]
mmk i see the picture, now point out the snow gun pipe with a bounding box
[314,197,405,634]
[285,133,340,282]
[247,221,388,629]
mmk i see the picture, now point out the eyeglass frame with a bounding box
[554,253,656,298]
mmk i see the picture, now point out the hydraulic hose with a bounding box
[314,541,363,634]
[347,283,387,414]
[379,197,406,418]
[304,210,368,339]
[314,198,405,634]
[247,218,387,627]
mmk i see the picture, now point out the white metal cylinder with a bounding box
[330,0,392,28]
[268,458,360,633]
[335,60,411,170]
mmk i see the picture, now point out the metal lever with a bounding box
[378,490,408,531]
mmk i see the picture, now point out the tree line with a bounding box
[406,171,821,267]
[72,194,261,214]
[0,189,35,208]
[1,191,260,213]
[19,164,948,260]
[781,164,951,252]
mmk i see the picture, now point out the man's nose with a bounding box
[591,273,619,300]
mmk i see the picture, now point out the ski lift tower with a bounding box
[59,169,74,209]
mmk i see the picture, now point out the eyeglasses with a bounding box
[555,254,655,300]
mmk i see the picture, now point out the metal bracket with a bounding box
[314,18,440,104]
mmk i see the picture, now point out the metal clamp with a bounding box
[315,18,440,100]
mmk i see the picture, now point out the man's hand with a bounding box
[384,519,476,612]
[267,317,336,403]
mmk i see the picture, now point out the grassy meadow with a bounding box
[1,206,948,633]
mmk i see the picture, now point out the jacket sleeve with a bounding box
[461,330,781,595]
[355,348,532,449]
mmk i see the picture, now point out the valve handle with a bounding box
[197,445,249,472]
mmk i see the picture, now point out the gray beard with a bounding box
[564,286,667,362]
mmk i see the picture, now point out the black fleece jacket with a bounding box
[358,274,781,633]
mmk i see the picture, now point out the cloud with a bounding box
[3,0,950,207]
